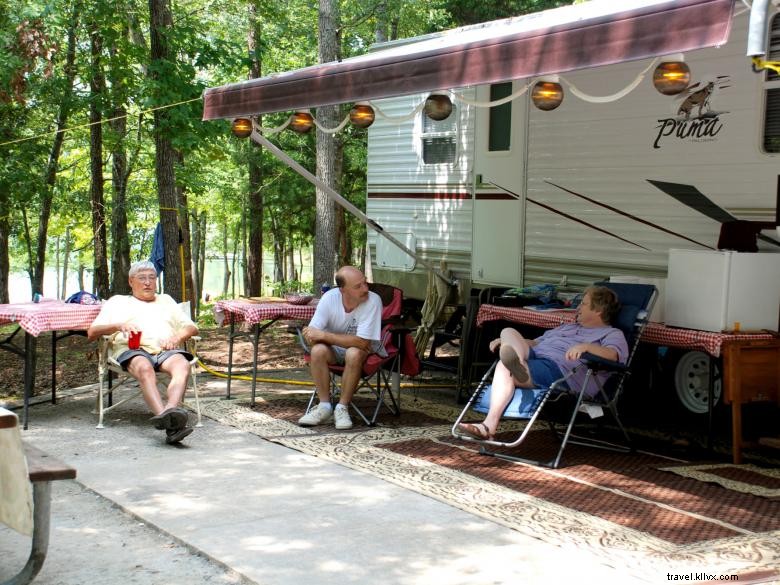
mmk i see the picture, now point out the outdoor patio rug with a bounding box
[200,391,780,580]
[659,463,780,500]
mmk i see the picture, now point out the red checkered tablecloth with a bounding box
[0,300,102,337]
[476,304,775,358]
[213,299,317,328]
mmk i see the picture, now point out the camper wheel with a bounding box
[666,350,722,414]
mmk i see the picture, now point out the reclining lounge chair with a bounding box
[451,281,657,469]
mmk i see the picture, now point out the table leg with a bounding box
[707,355,715,452]
[225,321,235,400]
[251,324,260,405]
[732,398,743,464]
[23,332,37,430]
[51,331,57,404]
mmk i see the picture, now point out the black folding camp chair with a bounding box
[451,281,657,469]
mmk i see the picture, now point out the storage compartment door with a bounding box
[472,197,522,285]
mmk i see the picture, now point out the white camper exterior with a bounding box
[367,8,780,301]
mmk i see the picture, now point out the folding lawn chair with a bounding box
[299,283,405,426]
[451,281,657,468]
[95,302,202,429]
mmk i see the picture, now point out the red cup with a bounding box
[128,330,142,350]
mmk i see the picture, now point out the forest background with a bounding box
[0,0,573,314]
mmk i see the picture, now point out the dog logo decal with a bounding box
[653,75,730,149]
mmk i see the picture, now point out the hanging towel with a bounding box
[150,222,165,274]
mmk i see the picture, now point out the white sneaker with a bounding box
[298,403,333,426]
[334,406,353,430]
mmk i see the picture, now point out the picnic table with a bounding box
[0,300,102,429]
[475,304,775,357]
[1,406,77,584]
[476,304,780,463]
[213,299,317,403]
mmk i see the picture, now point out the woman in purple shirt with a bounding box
[457,286,628,441]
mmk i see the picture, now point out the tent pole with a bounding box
[251,130,454,285]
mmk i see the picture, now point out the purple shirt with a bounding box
[533,323,628,397]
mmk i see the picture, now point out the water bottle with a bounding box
[321,283,332,295]
[32,293,41,303]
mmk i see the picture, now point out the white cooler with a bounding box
[664,249,780,332]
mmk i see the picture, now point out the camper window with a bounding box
[422,104,457,164]
[488,82,512,152]
[763,13,780,153]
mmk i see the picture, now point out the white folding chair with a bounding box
[95,302,201,429]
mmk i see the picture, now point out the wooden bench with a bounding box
[0,407,76,585]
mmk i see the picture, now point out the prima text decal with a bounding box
[653,76,730,149]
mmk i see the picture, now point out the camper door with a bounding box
[472,81,527,286]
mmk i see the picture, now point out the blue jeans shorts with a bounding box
[526,348,565,388]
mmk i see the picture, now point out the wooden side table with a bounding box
[721,338,780,463]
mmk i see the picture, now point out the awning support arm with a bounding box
[747,0,771,57]
[251,130,454,285]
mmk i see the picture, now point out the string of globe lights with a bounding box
[230,54,691,138]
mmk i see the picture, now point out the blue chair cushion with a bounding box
[473,384,548,419]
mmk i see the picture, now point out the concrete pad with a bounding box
[3,392,650,584]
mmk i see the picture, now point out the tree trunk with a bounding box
[314,0,340,287]
[190,210,201,307]
[189,209,208,311]
[108,20,131,296]
[61,227,71,299]
[174,149,194,311]
[333,138,349,266]
[287,239,296,282]
[55,237,60,299]
[245,1,264,296]
[375,1,388,43]
[198,211,206,302]
[32,4,79,297]
[241,197,249,294]
[298,248,304,285]
[89,24,110,299]
[149,0,183,301]
[222,220,230,297]
[231,222,240,297]
[0,191,8,303]
[78,263,85,291]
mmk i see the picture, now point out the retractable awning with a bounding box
[202,0,735,120]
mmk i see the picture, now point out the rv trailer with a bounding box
[203,0,776,413]
[367,5,780,301]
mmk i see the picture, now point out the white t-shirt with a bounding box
[309,288,383,349]
[91,293,197,359]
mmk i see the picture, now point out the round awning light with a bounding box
[653,60,691,95]
[231,118,253,138]
[424,93,453,121]
[289,110,314,134]
[531,80,564,111]
[349,103,375,128]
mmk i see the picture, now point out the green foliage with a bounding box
[195,297,217,328]
[268,278,315,296]
[437,0,572,26]
[0,0,573,296]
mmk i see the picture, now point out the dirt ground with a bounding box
[0,321,307,401]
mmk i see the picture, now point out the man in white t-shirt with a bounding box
[87,261,198,444]
[298,266,383,430]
